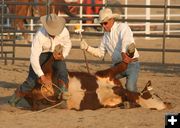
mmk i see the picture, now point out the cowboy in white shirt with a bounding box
[9,14,72,106]
[80,8,140,92]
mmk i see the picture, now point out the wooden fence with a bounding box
[0,0,180,65]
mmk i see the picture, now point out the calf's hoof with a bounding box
[123,101,131,109]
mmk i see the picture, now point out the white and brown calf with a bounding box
[20,61,170,111]
[63,66,170,110]
[18,45,170,110]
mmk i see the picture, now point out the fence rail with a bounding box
[0,0,180,65]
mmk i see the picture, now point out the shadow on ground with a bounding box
[140,62,180,75]
[67,59,180,75]
[0,81,18,89]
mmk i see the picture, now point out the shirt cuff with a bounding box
[36,70,44,77]
[122,48,126,53]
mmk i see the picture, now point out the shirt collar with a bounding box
[111,21,118,31]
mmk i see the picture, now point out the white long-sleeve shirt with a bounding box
[87,22,139,65]
[30,27,72,77]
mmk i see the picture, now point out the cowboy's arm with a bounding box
[30,31,44,77]
[121,24,136,59]
[54,28,72,60]
[80,39,105,58]
[61,27,72,59]
[30,32,51,85]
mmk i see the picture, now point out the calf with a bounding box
[18,45,170,110]
[65,68,169,110]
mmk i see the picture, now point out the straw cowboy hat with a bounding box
[99,8,120,23]
[40,13,66,36]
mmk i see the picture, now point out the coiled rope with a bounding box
[41,81,66,103]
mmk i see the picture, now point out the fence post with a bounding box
[162,0,168,64]
[167,0,170,35]
[125,0,128,24]
[79,0,83,38]
[1,0,4,58]
[30,19,33,42]
[145,0,150,39]
[46,0,51,15]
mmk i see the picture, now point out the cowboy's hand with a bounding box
[127,43,135,58]
[39,75,51,85]
[122,52,133,64]
[53,51,64,60]
[80,39,88,50]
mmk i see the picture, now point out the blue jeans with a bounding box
[19,52,68,92]
[115,61,140,92]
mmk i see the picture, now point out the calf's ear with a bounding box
[141,80,152,94]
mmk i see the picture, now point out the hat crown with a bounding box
[46,14,58,27]
[99,8,113,22]
[40,13,65,36]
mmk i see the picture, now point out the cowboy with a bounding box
[8,13,72,106]
[80,8,140,92]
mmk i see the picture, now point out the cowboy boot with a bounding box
[56,85,70,100]
[8,94,21,107]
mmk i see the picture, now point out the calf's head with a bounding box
[137,81,171,110]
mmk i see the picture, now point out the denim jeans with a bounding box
[115,61,140,92]
[19,52,68,92]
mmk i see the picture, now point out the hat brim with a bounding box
[99,14,120,23]
[40,15,65,36]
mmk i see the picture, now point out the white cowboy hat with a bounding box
[99,8,120,23]
[40,13,66,36]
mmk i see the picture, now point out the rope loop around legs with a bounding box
[40,80,67,103]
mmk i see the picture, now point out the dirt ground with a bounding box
[0,36,180,128]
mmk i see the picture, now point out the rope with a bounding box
[19,81,68,116]
[40,81,66,103]
[41,84,56,103]
[79,31,90,74]
[83,50,90,74]
[105,0,109,7]
[21,101,65,116]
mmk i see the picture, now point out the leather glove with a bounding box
[80,39,88,50]
[122,52,133,64]
[127,43,135,58]
[39,75,52,86]
[53,44,64,60]
[53,51,64,60]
